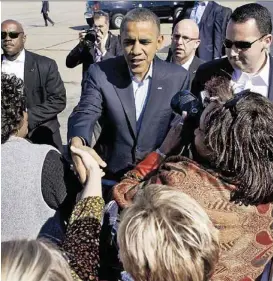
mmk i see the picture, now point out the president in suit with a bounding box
[173,1,224,61]
[1,19,66,152]
[68,8,189,183]
[192,3,273,101]
[167,19,204,86]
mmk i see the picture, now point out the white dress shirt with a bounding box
[181,55,195,71]
[190,1,208,25]
[130,63,153,121]
[230,54,270,98]
[2,49,26,81]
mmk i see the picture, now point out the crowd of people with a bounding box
[1,1,273,281]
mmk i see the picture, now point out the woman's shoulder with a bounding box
[161,156,235,192]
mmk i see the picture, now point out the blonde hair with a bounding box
[1,239,73,281]
[118,184,219,281]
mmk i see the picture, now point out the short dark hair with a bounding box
[120,8,160,35]
[231,3,272,35]
[1,73,26,144]
[93,10,109,25]
[204,90,273,206]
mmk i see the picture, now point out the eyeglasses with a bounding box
[1,31,24,40]
[172,34,199,44]
[223,34,266,49]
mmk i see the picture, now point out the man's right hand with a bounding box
[70,137,107,184]
[79,31,87,42]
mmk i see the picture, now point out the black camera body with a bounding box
[83,28,97,47]
[170,90,204,154]
[171,90,203,118]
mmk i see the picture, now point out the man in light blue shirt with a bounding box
[190,1,208,25]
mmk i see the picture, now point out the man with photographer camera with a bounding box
[66,11,122,77]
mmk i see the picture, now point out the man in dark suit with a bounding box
[1,19,66,151]
[41,1,54,27]
[167,19,204,85]
[221,6,232,56]
[66,10,122,78]
[173,1,224,61]
[192,3,273,101]
[68,8,189,183]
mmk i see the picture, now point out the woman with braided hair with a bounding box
[103,77,273,281]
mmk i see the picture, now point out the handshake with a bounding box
[70,137,106,185]
[70,90,206,183]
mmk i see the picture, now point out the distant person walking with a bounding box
[41,1,54,27]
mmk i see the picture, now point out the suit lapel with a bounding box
[199,1,213,30]
[112,57,137,138]
[24,50,36,105]
[188,56,202,75]
[268,55,273,101]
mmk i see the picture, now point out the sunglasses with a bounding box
[223,34,266,49]
[1,31,24,40]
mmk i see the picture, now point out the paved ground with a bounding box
[2,0,269,144]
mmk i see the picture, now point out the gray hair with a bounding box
[120,8,160,35]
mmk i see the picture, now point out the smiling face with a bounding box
[1,20,26,60]
[121,20,163,81]
[226,19,272,73]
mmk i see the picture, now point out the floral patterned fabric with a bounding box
[113,153,273,281]
[62,196,104,281]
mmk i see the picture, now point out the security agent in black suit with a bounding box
[1,20,66,152]
[192,3,273,102]
[167,19,204,85]
[171,1,224,62]
[66,10,122,77]
[68,8,190,184]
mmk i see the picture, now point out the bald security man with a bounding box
[167,19,204,85]
[1,19,66,151]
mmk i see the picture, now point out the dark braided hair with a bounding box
[1,73,26,144]
[203,89,273,205]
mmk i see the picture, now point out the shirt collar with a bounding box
[181,55,195,71]
[3,49,26,63]
[233,54,270,86]
[129,61,153,84]
[258,53,270,86]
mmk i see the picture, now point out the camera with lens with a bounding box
[82,28,98,47]
[171,90,203,121]
[170,90,204,154]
